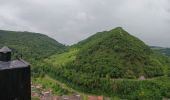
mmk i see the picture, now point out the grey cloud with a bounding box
[0,0,170,47]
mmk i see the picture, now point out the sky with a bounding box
[0,0,170,47]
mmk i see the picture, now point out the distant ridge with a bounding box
[0,30,66,62]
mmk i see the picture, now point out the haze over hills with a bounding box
[151,46,170,57]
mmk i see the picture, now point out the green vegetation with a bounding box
[41,63,170,100]
[151,46,170,57]
[72,27,166,78]
[161,48,170,56]
[44,49,79,67]
[0,30,66,61]
[31,97,40,100]
[32,75,71,95]
[1,28,170,100]
[42,27,170,100]
[0,30,66,77]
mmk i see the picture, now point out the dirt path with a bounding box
[45,75,87,96]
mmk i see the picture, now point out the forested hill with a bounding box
[43,27,170,99]
[0,30,66,63]
[71,27,166,78]
[24,27,170,99]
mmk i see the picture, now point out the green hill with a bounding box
[1,28,170,99]
[43,27,170,99]
[0,30,66,61]
[69,27,166,78]
[0,30,66,77]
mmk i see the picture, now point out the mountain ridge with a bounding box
[69,27,165,78]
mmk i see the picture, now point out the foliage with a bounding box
[32,76,71,95]
[0,30,66,77]
[40,63,170,100]
[41,27,170,99]
[151,46,170,57]
[70,27,166,78]
[161,48,170,56]
[44,49,79,67]
[0,30,66,61]
[1,28,170,100]
[31,97,40,100]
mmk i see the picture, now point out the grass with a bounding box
[45,76,90,98]
[32,75,71,95]
[32,75,91,100]
[31,97,40,100]
[44,49,79,67]
[33,74,170,99]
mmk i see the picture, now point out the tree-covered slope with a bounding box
[69,27,166,78]
[0,30,66,63]
[43,27,170,99]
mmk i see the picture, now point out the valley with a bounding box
[0,28,170,100]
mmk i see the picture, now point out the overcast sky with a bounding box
[0,0,170,47]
